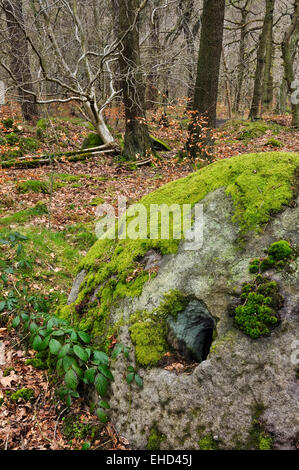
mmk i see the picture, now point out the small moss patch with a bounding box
[232,240,294,339]
[146,425,166,450]
[9,388,35,402]
[198,433,219,450]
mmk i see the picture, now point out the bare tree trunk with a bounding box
[249,0,275,120]
[178,0,197,107]
[262,3,274,112]
[192,0,226,128]
[282,0,299,128]
[118,0,151,159]
[234,1,250,113]
[3,0,39,121]
[146,0,160,110]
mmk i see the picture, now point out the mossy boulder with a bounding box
[65,151,299,450]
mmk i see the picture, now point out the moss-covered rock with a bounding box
[65,151,299,450]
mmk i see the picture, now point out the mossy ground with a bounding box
[62,152,299,349]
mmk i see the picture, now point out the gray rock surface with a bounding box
[105,188,299,450]
[168,299,215,362]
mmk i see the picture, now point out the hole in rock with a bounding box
[167,299,215,364]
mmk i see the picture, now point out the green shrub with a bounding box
[5,132,19,146]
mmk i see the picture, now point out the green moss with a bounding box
[25,357,48,370]
[20,137,40,152]
[234,240,295,339]
[248,404,273,450]
[265,138,283,148]
[10,388,35,402]
[129,290,188,367]
[5,132,19,145]
[3,367,14,377]
[234,121,283,141]
[17,179,49,194]
[82,133,104,149]
[198,434,219,450]
[146,426,166,450]
[65,152,298,344]
[259,434,273,450]
[0,201,48,227]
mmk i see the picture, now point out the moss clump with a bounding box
[16,179,49,194]
[265,138,283,148]
[25,357,48,370]
[0,201,48,227]
[198,434,219,450]
[3,367,14,377]
[235,121,282,141]
[258,434,273,450]
[82,133,104,149]
[129,290,188,367]
[65,152,298,341]
[249,240,293,273]
[234,279,281,338]
[146,426,166,450]
[5,132,19,146]
[10,388,35,402]
[20,137,40,152]
[248,404,273,450]
[234,240,295,339]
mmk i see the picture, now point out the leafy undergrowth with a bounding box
[0,328,129,450]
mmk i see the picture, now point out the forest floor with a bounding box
[0,103,298,450]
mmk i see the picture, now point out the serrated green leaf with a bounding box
[65,368,78,391]
[52,330,65,337]
[84,368,96,384]
[49,338,61,355]
[135,374,143,389]
[98,364,114,381]
[78,331,91,344]
[96,408,108,423]
[29,322,38,334]
[12,316,20,328]
[73,345,89,362]
[93,350,109,365]
[126,372,134,385]
[63,356,77,372]
[98,400,110,410]
[32,335,43,351]
[58,343,72,358]
[0,301,6,312]
[95,373,108,397]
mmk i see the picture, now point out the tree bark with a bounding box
[192,0,226,128]
[282,0,299,128]
[118,0,151,159]
[249,0,275,120]
[3,0,39,121]
[234,2,250,113]
[146,0,160,110]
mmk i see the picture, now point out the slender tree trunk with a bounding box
[282,0,299,128]
[179,0,196,107]
[249,0,275,120]
[118,0,151,159]
[146,0,160,110]
[262,5,274,111]
[3,0,39,121]
[192,0,226,128]
[234,3,249,113]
